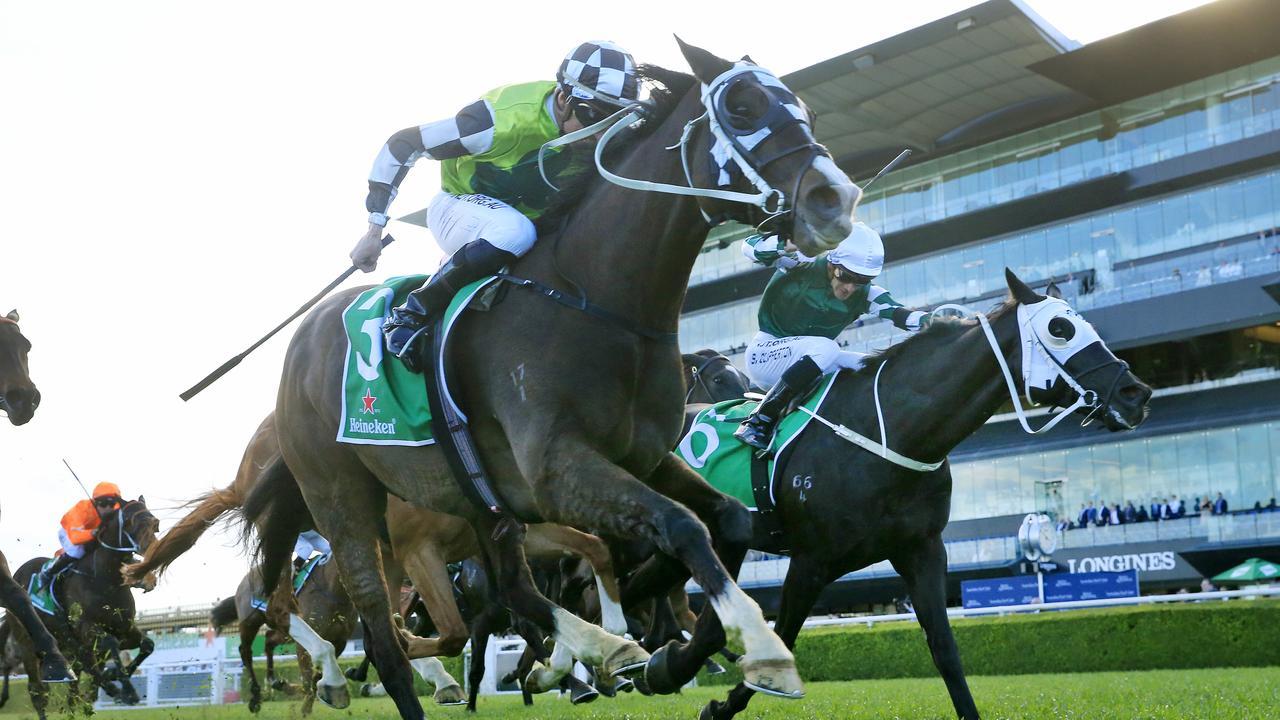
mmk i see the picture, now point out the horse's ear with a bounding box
[740,54,757,65]
[1044,281,1064,300]
[5,310,17,322]
[137,495,145,505]
[681,353,700,366]
[1005,267,1043,305]
[675,36,733,84]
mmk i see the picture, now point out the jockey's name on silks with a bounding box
[337,275,498,446]
[675,373,838,510]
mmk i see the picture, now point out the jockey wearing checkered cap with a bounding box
[350,41,641,372]
[733,222,932,452]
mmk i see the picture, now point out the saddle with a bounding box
[27,559,71,616]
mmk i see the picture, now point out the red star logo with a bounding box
[361,388,377,414]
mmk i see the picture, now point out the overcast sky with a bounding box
[0,0,1213,611]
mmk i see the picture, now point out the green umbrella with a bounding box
[1212,557,1280,584]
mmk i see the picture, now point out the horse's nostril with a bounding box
[804,185,841,220]
[1119,383,1151,404]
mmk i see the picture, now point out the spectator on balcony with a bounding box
[1268,498,1277,512]
[1161,497,1174,520]
[1111,503,1124,526]
[1077,503,1090,528]
[1135,503,1150,523]
[1254,501,1264,513]
[1195,265,1212,287]
[1174,495,1187,518]
[1097,503,1111,527]
[1151,497,1163,521]
[1123,501,1138,523]
[1212,493,1228,515]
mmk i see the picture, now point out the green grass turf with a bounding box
[1,667,1276,719]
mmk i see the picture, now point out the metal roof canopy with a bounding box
[1030,0,1280,106]
[783,0,1086,177]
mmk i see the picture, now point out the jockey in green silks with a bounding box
[348,41,642,372]
[733,221,932,451]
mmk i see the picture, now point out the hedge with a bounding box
[699,599,1280,685]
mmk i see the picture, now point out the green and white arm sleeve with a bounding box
[365,99,497,227]
[869,285,928,331]
[741,234,812,270]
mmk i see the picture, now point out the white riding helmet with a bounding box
[826,221,885,280]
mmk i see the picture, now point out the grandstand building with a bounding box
[682,0,1280,610]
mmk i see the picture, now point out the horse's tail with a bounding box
[240,456,310,598]
[209,596,238,629]
[122,485,243,585]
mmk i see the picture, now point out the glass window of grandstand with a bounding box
[857,54,1280,234]
[947,421,1280,524]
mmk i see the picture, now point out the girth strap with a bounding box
[750,453,789,554]
[495,273,678,343]
[423,317,515,525]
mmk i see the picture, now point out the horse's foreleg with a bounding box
[701,553,829,720]
[239,618,264,713]
[525,525,627,636]
[120,627,152,676]
[20,647,49,720]
[894,536,980,720]
[410,656,465,706]
[297,647,316,716]
[471,512,646,685]
[625,453,795,697]
[396,543,469,659]
[0,555,72,683]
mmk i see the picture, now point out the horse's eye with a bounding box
[1047,316,1076,342]
[724,83,769,131]
[713,377,724,384]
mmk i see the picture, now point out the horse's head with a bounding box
[100,497,161,557]
[682,349,752,403]
[1005,270,1151,431]
[0,310,40,426]
[676,39,859,256]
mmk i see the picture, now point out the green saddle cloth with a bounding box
[336,274,498,446]
[292,554,327,596]
[26,559,62,616]
[675,373,838,511]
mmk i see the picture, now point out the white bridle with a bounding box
[800,297,1127,473]
[537,63,829,219]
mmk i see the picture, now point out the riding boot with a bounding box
[39,554,76,587]
[733,356,823,453]
[384,239,517,373]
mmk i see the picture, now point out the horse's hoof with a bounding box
[522,662,561,694]
[603,641,650,678]
[699,699,725,720]
[344,666,366,682]
[317,683,351,710]
[615,677,634,694]
[39,655,75,683]
[248,695,262,713]
[569,685,599,705]
[433,684,467,706]
[642,639,686,695]
[703,658,727,675]
[269,677,289,692]
[741,657,804,699]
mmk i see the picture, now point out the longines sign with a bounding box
[1064,550,1177,574]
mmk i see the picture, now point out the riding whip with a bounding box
[861,149,912,192]
[179,235,396,401]
[61,458,93,500]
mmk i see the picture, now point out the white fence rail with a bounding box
[801,586,1280,629]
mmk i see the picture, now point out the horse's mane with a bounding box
[855,298,1018,376]
[534,64,697,235]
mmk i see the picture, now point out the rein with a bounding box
[685,355,750,403]
[798,302,1126,472]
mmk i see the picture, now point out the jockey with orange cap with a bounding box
[38,482,124,586]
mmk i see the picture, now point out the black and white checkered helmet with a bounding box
[556,40,639,108]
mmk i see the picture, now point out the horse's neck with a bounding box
[550,91,710,331]
[88,533,128,584]
[874,314,1021,463]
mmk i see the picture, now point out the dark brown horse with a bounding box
[0,311,73,685]
[214,560,359,715]
[10,498,159,719]
[679,273,1153,720]
[246,41,858,720]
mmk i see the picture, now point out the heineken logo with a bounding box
[361,388,378,414]
[348,416,398,435]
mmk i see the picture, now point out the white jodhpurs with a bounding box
[426,192,537,258]
[744,332,868,389]
[294,530,332,560]
[58,528,87,559]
